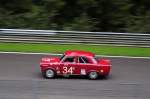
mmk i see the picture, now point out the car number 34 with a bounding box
[63,66,74,74]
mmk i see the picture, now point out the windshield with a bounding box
[60,54,65,61]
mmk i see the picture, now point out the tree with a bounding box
[0,0,150,32]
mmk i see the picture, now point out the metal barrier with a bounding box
[0,29,150,47]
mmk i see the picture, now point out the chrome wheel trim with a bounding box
[45,69,54,78]
[89,72,98,79]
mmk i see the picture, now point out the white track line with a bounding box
[0,52,62,56]
[0,51,150,59]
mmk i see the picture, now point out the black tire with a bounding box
[44,69,55,79]
[88,71,98,80]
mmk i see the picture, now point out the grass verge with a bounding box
[0,42,150,57]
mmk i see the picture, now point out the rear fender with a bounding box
[97,59,111,75]
[87,70,98,75]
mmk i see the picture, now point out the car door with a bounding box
[76,56,92,75]
[60,56,77,75]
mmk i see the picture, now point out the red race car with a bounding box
[40,50,111,80]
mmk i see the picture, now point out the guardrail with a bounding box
[0,29,150,47]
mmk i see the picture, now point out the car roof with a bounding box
[64,50,95,57]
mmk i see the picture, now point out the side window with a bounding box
[78,57,84,63]
[78,56,90,63]
[63,56,75,63]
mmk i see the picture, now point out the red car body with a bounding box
[40,50,111,79]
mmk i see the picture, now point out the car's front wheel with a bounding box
[88,71,98,80]
[44,69,55,79]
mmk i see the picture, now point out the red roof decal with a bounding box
[64,50,95,57]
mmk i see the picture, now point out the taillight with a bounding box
[100,70,104,73]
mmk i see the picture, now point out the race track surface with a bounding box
[0,53,150,99]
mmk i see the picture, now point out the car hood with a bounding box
[41,57,60,63]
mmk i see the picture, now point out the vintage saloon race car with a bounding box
[40,50,111,79]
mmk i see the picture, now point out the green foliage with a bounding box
[126,12,150,33]
[0,0,150,32]
[62,13,97,31]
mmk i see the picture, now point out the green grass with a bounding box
[0,42,150,57]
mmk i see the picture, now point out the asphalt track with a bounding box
[0,53,150,99]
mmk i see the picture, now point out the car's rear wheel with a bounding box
[44,69,55,79]
[88,71,98,80]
